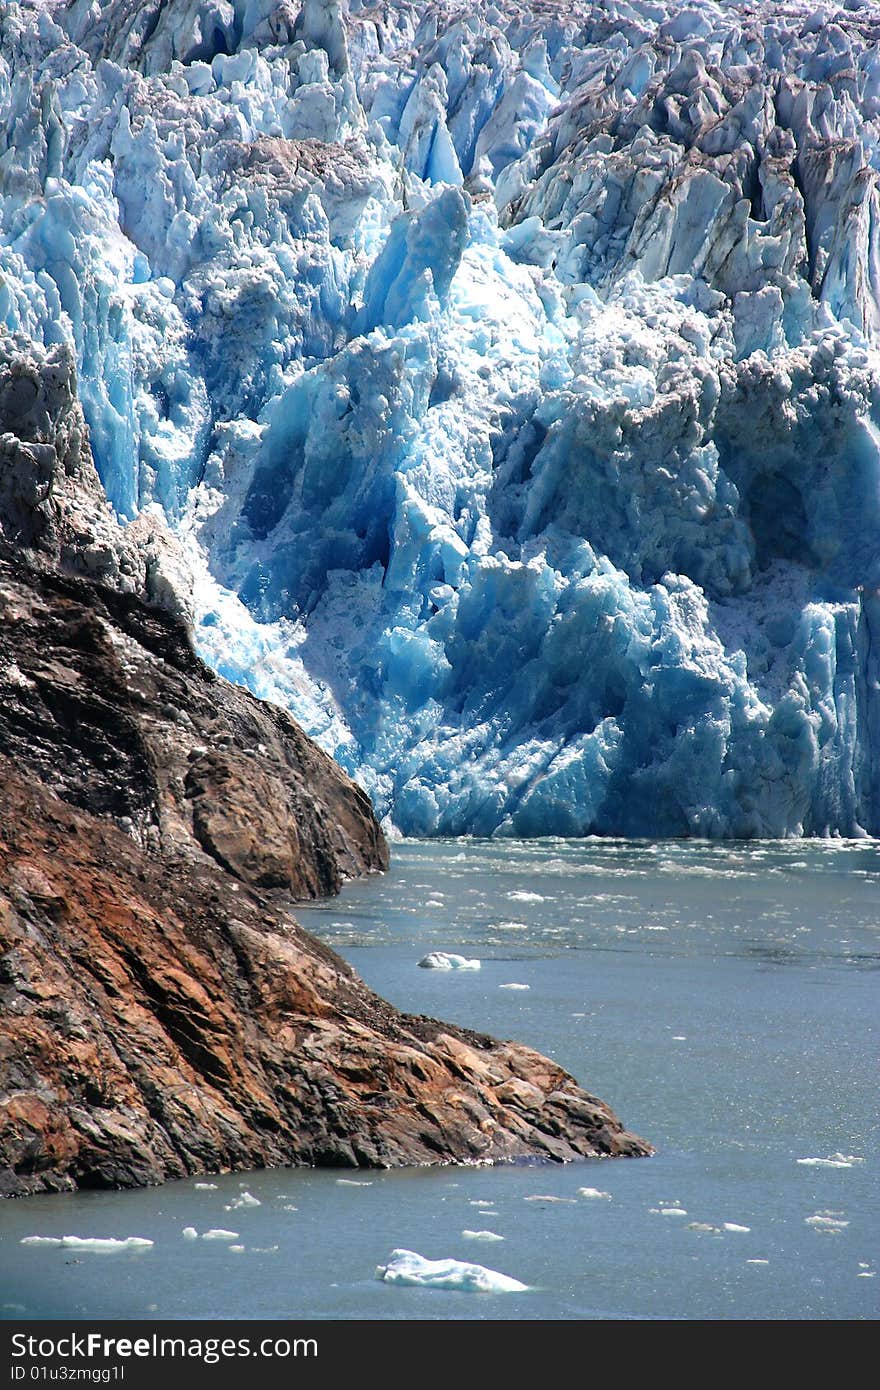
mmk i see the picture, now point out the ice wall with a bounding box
[2,0,880,836]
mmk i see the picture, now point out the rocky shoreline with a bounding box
[0,336,651,1194]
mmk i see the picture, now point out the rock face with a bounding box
[0,334,650,1194]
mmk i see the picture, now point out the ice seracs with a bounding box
[2,0,880,839]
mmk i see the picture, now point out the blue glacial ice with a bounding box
[2,0,880,837]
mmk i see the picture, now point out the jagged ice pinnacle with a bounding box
[2,0,880,837]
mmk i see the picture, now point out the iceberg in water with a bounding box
[1,0,880,839]
[418,952,481,970]
[21,1236,153,1252]
[376,1248,528,1292]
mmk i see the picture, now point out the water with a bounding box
[2,839,878,1320]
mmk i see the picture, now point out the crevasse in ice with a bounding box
[2,0,880,837]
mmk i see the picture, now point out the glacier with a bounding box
[2,0,880,837]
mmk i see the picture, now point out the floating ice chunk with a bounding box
[672,1036,687,1042]
[38,1237,155,1253]
[805,1215,849,1229]
[462,1230,505,1241]
[796,1155,862,1168]
[282,1205,299,1212]
[499,982,530,990]
[376,1249,528,1293]
[418,952,481,970]
[523,1195,576,1204]
[687,1223,720,1234]
[469,1200,495,1207]
[194,1182,218,1190]
[507,891,544,903]
[660,1208,689,1217]
[578,1188,612,1200]
[229,1245,245,1253]
[494,922,529,932]
[21,1237,62,1247]
[227,1192,261,1209]
[181,1227,198,1240]
[746,1259,770,1266]
[723,1223,751,1233]
[201,1229,240,1241]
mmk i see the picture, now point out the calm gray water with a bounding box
[2,838,878,1320]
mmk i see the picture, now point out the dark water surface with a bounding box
[2,839,878,1320]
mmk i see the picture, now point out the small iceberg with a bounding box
[376,1249,528,1293]
[723,1223,751,1233]
[796,1154,862,1168]
[462,1230,505,1241]
[418,952,480,970]
[181,1227,198,1240]
[194,1182,218,1190]
[21,1236,153,1253]
[499,982,530,990]
[578,1188,612,1200]
[201,1229,240,1241]
[226,1192,261,1209]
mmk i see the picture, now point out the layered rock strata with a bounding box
[0,334,650,1194]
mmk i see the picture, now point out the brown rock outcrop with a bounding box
[0,334,651,1194]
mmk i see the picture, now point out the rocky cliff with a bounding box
[0,334,650,1194]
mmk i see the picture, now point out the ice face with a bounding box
[2,0,880,837]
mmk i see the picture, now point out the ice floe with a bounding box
[201,1229,240,1241]
[22,1236,153,1253]
[462,1230,505,1242]
[376,1249,528,1293]
[796,1154,863,1168]
[578,1188,612,1200]
[418,952,480,970]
